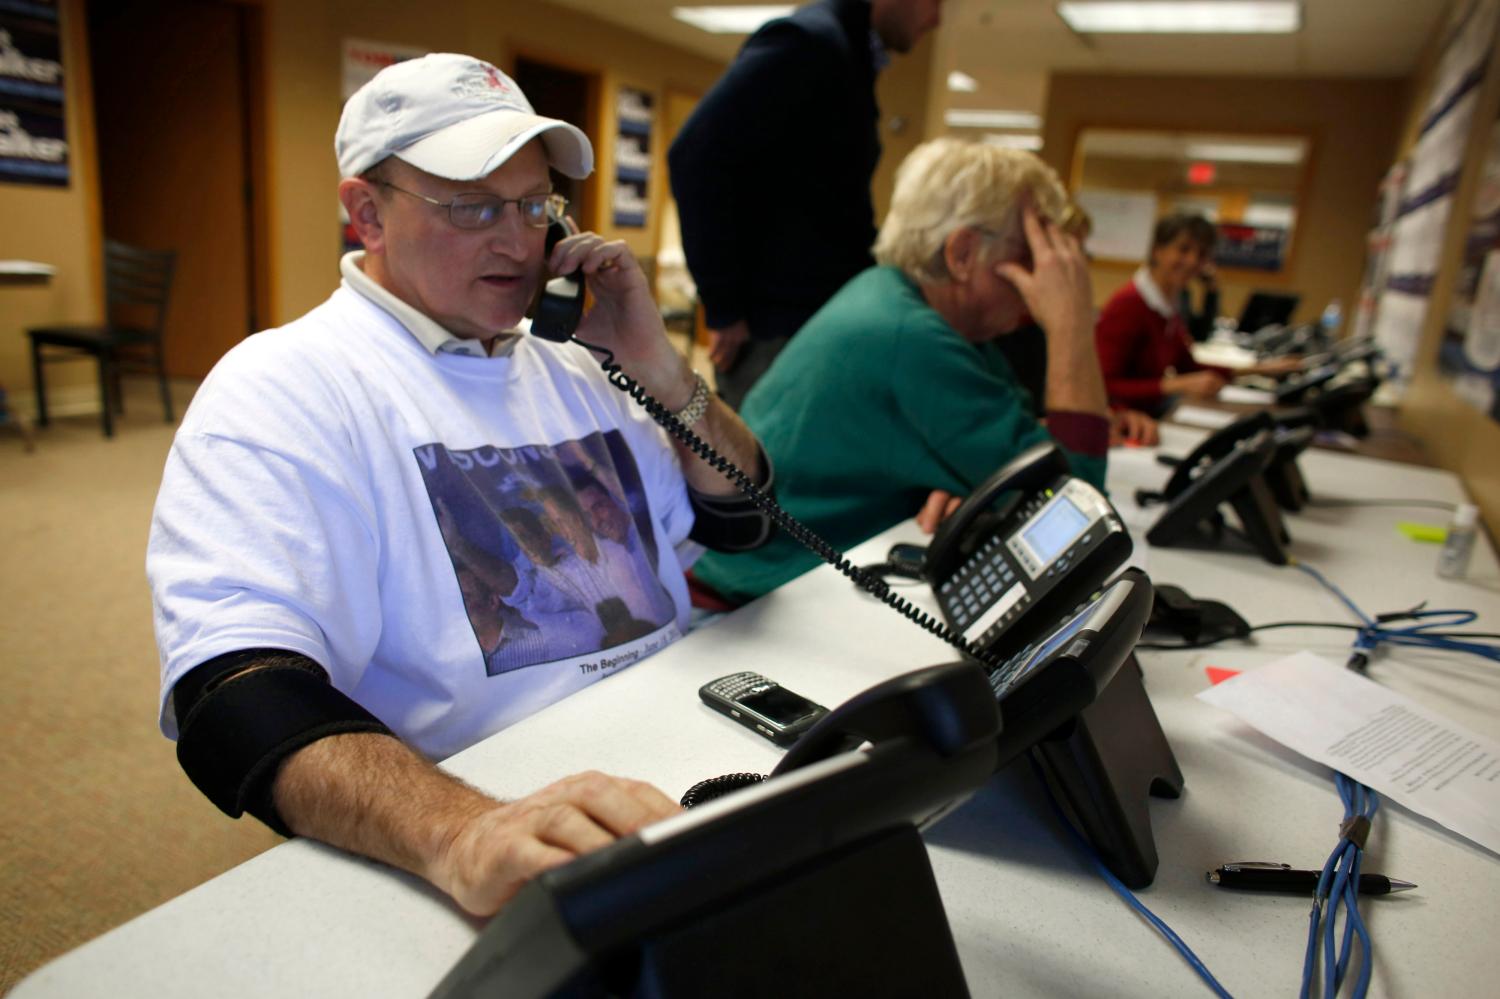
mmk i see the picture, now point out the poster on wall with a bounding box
[612,86,652,228]
[340,39,428,254]
[1437,109,1500,425]
[1075,189,1155,261]
[0,0,68,187]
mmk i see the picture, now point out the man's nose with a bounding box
[486,204,533,254]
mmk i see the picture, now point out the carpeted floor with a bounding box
[0,380,279,995]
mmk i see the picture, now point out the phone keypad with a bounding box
[938,538,1030,644]
[987,644,1034,698]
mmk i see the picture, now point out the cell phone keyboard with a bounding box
[709,672,773,699]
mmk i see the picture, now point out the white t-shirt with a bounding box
[148,284,698,760]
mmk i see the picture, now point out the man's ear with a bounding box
[942,227,982,284]
[339,177,387,255]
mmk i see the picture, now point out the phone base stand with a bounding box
[634,824,968,998]
[1031,655,1183,888]
[431,823,970,998]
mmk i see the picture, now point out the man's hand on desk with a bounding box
[1109,407,1160,447]
[434,771,682,916]
[273,733,681,918]
[708,320,751,371]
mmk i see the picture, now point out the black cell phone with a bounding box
[699,672,829,747]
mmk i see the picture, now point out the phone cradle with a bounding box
[1030,655,1184,888]
[1146,434,1291,566]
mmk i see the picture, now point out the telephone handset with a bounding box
[924,442,1133,660]
[529,217,585,343]
[1148,409,1313,512]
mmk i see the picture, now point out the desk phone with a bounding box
[927,444,1133,659]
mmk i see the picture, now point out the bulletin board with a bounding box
[1076,189,1156,262]
[1437,106,1500,424]
[1367,0,1499,393]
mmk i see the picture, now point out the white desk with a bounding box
[16,427,1500,998]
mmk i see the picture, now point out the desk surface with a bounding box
[15,426,1500,998]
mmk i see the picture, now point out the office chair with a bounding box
[27,239,177,438]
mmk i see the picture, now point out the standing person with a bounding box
[146,54,772,918]
[667,0,946,409]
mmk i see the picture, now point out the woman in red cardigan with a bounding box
[1095,214,1295,415]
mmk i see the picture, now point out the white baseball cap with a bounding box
[335,53,593,181]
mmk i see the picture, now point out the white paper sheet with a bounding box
[1217,385,1277,405]
[1198,651,1500,856]
[1168,405,1238,429]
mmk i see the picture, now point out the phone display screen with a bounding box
[1020,496,1090,566]
[741,686,823,727]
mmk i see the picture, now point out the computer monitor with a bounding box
[1237,291,1300,333]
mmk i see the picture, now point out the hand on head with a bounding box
[993,207,1094,346]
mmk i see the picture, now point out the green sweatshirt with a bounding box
[693,266,1107,602]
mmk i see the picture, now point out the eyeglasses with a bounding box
[377,182,567,230]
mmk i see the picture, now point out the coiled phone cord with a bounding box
[573,337,1006,670]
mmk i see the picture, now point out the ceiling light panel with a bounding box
[1056,2,1301,34]
[672,5,795,34]
[945,109,1042,129]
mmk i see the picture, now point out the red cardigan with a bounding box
[1094,280,1229,411]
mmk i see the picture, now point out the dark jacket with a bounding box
[667,0,880,340]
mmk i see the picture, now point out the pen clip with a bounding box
[1222,861,1292,871]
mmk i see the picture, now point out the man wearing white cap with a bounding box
[146,54,771,917]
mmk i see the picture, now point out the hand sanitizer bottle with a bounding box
[1436,503,1479,579]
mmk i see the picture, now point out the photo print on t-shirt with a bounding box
[415,430,676,676]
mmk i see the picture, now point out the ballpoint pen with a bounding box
[1206,862,1416,896]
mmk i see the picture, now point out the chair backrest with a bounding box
[104,239,177,336]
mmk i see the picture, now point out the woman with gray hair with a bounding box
[691,137,1110,604]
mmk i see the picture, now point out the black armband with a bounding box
[687,445,778,553]
[172,648,392,836]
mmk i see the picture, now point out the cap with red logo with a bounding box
[335,53,593,181]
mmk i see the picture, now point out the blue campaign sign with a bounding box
[0,1,68,187]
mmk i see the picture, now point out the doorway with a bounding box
[513,56,600,231]
[86,0,266,379]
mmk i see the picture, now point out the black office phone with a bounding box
[984,568,1153,767]
[1146,429,1290,564]
[429,662,1000,999]
[1155,409,1314,512]
[925,443,1133,660]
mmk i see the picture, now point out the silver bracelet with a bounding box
[671,372,712,427]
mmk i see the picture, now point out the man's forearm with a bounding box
[678,395,764,495]
[272,731,494,900]
[1043,333,1109,416]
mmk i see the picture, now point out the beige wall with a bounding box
[1041,73,1406,325]
[1393,5,1500,533]
[871,31,937,222]
[263,0,728,326]
[0,0,101,417]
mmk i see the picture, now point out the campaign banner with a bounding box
[0,0,68,186]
